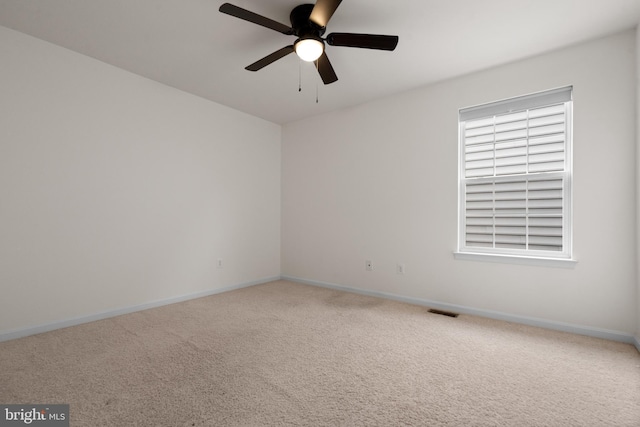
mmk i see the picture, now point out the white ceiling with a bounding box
[1,0,639,124]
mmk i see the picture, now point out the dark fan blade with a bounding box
[326,33,399,51]
[314,52,338,84]
[309,0,342,28]
[219,3,293,35]
[245,46,295,71]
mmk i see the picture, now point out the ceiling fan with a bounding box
[219,0,399,84]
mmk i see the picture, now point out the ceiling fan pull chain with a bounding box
[298,60,302,92]
[315,62,319,104]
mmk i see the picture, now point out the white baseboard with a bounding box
[282,275,638,347]
[0,276,280,343]
[4,275,638,353]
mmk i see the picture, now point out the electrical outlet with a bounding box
[217,258,223,269]
[365,260,373,271]
[397,263,405,275]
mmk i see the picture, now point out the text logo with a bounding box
[0,405,69,427]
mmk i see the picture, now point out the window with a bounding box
[457,87,573,262]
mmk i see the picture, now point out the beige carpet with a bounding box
[1,280,639,426]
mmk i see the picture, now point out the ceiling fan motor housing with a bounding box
[290,4,326,37]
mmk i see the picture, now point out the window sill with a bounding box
[453,251,577,268]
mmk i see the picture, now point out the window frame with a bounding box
[456,87,575,265]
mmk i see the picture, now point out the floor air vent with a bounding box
[427,308,459,318]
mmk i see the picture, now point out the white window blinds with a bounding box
[458,87,572,258]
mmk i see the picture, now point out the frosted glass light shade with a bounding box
[295,38,324,62]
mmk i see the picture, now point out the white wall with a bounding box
[636,25,640,345]
[282,30,637,336]
[0,26,281,336]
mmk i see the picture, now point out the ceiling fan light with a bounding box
[295,38,324,62]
